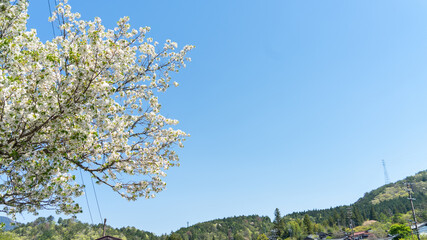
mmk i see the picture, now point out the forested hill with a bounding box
[1,170,426,239]
[1,215,272,240]
[5,217,159,240]
[173,215,273,240]
[286,170,427,227]
[168,170,427,240]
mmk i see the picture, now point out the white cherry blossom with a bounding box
[0,0,193,216]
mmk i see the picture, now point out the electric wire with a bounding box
[80,169,94,225]
[47,0,56,37]
[91,177,103,223]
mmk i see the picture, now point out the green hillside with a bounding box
[287,170,427,226]
[173,215,273,240]
[2,170,426,240]
[158,170,427,240]
[6,217,158,240]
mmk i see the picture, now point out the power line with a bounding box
[91,176,103,223]
[80,169,94,225]
[89,142,107,224]
[47,0,56,37]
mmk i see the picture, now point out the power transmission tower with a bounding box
[405,183,420,240]
[382,160,390,185]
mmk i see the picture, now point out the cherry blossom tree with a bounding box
[0,0,193,216]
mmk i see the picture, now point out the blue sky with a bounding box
[15,0,427,235]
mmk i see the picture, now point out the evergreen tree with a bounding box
[303,214,313,234]
[369,206,378,220]
[352,207,364,226]
[272,208,285,239]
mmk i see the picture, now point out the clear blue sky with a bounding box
[15,0,427,235]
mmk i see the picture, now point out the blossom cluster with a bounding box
[0,0,193,216]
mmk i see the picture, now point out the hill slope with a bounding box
[173,215,272,240]
[3,170,426,240]
[287,170,427,227]
[163,170,427,239]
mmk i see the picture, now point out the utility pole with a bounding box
[406,183,420,240]
[102,218,107,237]
[347,207,354,240]
[408,220,415,240]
